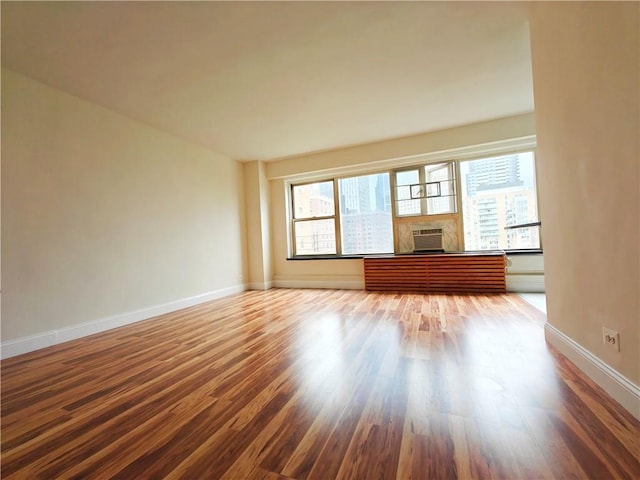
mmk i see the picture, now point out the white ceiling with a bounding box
[1,1,534,161]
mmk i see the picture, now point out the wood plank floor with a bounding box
[2,289,639,479]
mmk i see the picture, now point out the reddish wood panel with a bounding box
[364,253,506,293]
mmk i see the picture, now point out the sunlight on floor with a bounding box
[518,293,547,314]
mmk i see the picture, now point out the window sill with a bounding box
[287,254,366,261]
[288,249,543,260]
[503,249,543,255]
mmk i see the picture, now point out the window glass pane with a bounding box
[460,152,540,250]
[395,169,421,216]
[292,181,334,219]
[338,173,393,254]
[424,163,456,215]
[294,219,336,254]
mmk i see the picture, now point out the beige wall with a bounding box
[268,114,537,288]
[529,3,639,384]
[243,160,272,289]
[1,69,247,341]
[267,113,536,179]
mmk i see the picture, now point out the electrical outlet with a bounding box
[602,327,620,352]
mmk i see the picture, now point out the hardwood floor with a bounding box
[2,289,639,479]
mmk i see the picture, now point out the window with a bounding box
[394,162,457,216]
[338,172,393,254]
[395,169,421,215]
[291,173,394,256]
[460,152,540,250]
[291,181,336,255]
[289,152,540,257]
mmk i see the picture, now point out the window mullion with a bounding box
[333,178,342,255]
[290,184,298,256]
[418,168,428,215]
[454,160,465,251]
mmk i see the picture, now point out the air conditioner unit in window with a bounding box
[412,228,444,253]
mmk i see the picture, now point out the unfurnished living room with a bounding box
[1,2,639,479]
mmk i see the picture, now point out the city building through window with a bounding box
[460,152,540,250]
[291,181,336,255]
[338,173,393,255]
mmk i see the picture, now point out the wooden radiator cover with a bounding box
[363,253,506,293]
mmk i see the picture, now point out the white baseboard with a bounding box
[274,274,544,293]
[273,275,364,290]
[1,284,247,360]
[545,323,640,420]
[506,274,545,293]
[247,281,273,291]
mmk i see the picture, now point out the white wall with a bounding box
[1,69,247,351]
[529,2,639,393]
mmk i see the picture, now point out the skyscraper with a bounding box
[465,154,523,195]
[339,173,393,254]
[462,153,539,250]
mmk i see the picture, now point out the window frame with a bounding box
[288,149,541,259]
[290,179,341,256]
[393,161,458,217]
[337,171,394,256]
[458,151,541,252]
